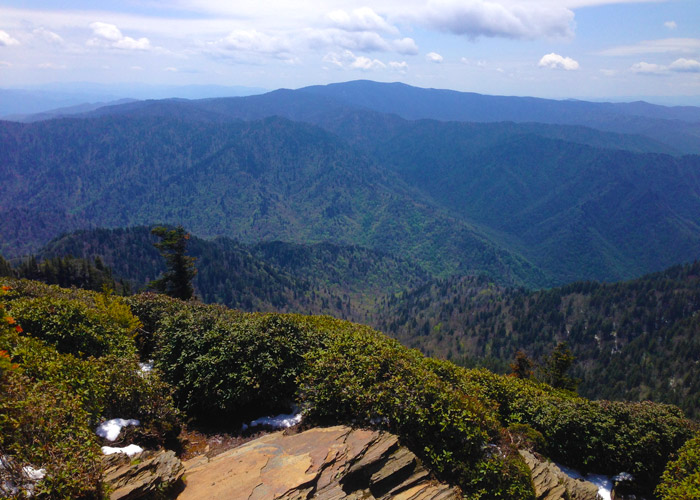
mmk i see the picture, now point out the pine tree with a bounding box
[539,342,579,392]
[150,225,197,300]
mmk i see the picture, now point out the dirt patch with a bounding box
[178,424,302,461]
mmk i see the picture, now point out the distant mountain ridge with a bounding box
[84,80,700,154]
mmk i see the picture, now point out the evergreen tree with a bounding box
[150,225,197,300]
[539,342,579,392]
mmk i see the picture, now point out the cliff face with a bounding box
[178,425,461,500]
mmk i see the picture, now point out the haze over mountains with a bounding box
[2,80,699,288]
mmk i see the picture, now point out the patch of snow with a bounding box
[21,466,45,482]
[101,444,144,457]
[586,474,613,500]
[244,410,302,431]
[138,360,154,373]
[96,418,140,441]
[1,455,46,497]
[557,463,612,500]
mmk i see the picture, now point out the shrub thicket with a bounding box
[453,367,696,492]
[0,279,180,498]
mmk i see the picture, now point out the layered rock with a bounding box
[519,449,600,500]
[102,449,184,500]
[178,425,460,500]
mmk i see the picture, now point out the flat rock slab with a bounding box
[178,425,460,500]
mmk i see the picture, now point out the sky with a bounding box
[1,0,699,103]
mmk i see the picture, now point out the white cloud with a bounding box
[327,7,398,35]
[219,29,289,54]
[669,58,700,73]
[352,55,386,70]
[33,27,65,45]
[323,50,386,70]
[630,61,666,74]
[538,52,579,70]
[114,37,152,50]
[388,60,408,72]
[600,38,700,56]
[164,66,179,72]
[91,22,122,42]
[88,22,153,51]
[426,51,443,63]
[664,21,677,30]
[392,37,419,55]
[0,30,20,46]
[0,60,10,67]
[422,0,575,40]
[202,29,296,63]
[302,28,417,55]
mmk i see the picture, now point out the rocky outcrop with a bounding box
[178,425,460,500]
[519,450,600,500]
[102,449,184,500]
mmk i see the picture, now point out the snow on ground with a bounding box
[101,444,144,457]
[0,456,45,497]
[241,410,302,431]
[557,463,612,500]
[138,360,154,373]
[96,418,140,441]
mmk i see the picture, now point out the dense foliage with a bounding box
[455,368,695,492]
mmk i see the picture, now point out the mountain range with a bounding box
[2,80,699,287]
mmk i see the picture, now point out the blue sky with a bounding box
[1,0,699,103]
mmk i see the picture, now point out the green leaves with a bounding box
[657,433,700,500]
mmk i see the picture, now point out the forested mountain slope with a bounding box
[35,227,429,320]
[372,260,700,418]
[0,115,538,284]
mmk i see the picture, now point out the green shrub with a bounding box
[135,293,322,424]
[657,433,700,499]
[0,370,103,499]
[126,292,183,357]
[453,368,696,492]
[6,295,136,358]
[1,288,102,498]
[298,324,534,499]
[0,280,180,499]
